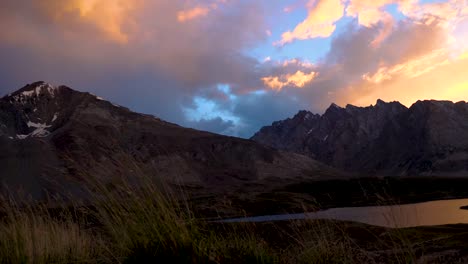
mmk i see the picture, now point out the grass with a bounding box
[0,174,468,263]
[0,202,105,263]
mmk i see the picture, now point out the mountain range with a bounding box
[0,82,333,199]
[252,99,468,176]
[2,81,468,200]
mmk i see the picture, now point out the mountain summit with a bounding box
[252,99,468,176]
[0,82,335,198]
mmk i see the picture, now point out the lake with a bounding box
[220,198,468,228]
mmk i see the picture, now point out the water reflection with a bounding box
[221,199,468,228]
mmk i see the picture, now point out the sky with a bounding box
[0,0,467,138]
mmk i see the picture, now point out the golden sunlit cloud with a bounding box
[346,0,394,26]
[278,0,345,45]
[280,0,467,47]
[262,70,317,91]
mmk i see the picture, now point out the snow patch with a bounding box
[21,89,37,97]
[323,134,329,141]
[52,113,58,122]
[17,121,52,139]
[94,94,121,107]
[29,127,50,137]
[27,121,51,129]
[307,128,314,135]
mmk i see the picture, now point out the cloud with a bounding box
[177,0,228,22]
[257,12,468,129]
[279,0,467,47]
[186,117,235,134]
[0,0,271,136]
[262,70,317,90]
[0,0,467,139]
[178,6,212,22]
[278,0,345,45]
[14,0,139,44]
[361,49,451,84]
[259,58,317,90]
[230,91,311,137]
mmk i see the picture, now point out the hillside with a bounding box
[0,82,337,199]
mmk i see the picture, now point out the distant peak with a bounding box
[30,81,48,86]
[294,110,318,121]
[411,99,455,109]
[345,104,358,109]
[376,99,386,106]
[328,103,344,110]
[374,99,408,111]
[324,103,347,117]
[295,110,310,115]
[25,81,55,90]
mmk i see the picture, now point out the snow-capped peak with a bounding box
[22,83,57,97]
[11,82,59,103]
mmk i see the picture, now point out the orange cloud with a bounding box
[45,0,139,43]
[369,13,394,47]
[262,70,317,91]
[177,0,227,22]
[278,0,345,45]
[177,6,211,22]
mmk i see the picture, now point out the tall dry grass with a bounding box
[0,200,106,263]
[0,172,444,264]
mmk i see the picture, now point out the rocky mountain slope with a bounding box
[0,82,337,199]
[252,99,468,176]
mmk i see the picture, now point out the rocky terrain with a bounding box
[252,99,468,176]
[0,82,339,199]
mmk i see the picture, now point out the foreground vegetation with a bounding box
[1,176,468,263]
